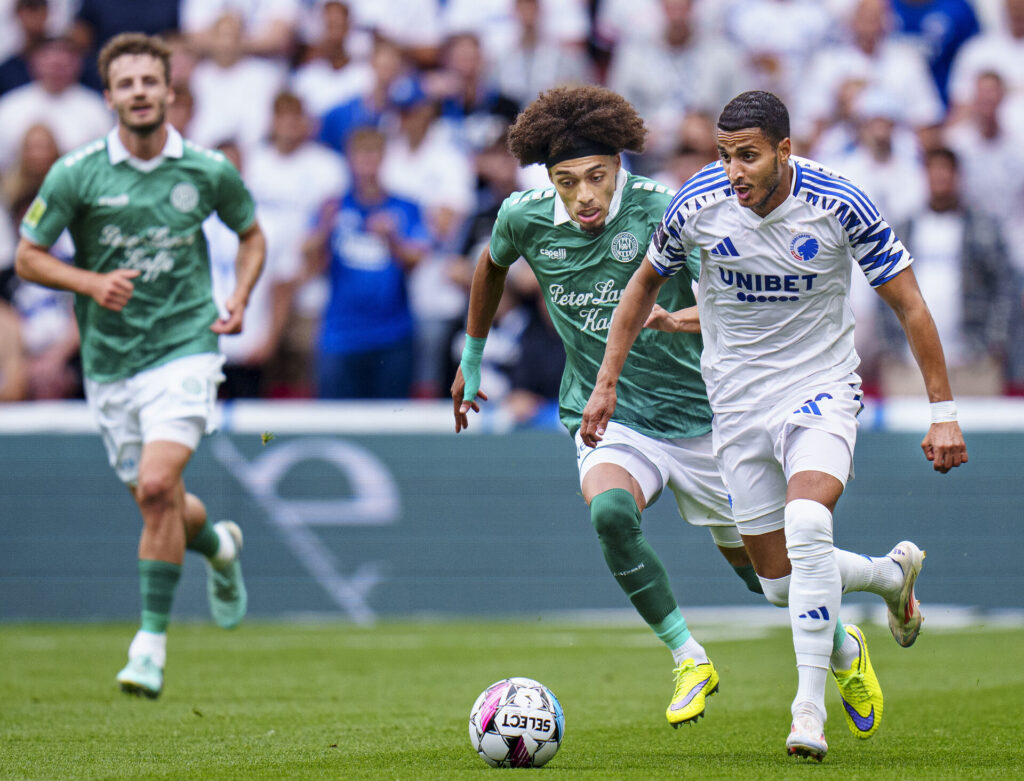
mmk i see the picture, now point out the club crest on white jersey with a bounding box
[646,156,913,412]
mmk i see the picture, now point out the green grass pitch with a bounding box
[2,620,1023,779]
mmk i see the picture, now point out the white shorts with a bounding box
[85,352,225,484]
[574,420,742,547]
[712,376,862,534]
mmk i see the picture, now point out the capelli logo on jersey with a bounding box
[97,194,130,207]
[539,247,566,260]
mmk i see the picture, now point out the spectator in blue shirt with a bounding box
[891,0,980,106]
[304,126,429,399]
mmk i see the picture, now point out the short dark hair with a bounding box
[717,90,790,147]
[506,85,646,167]
[347,125,386,152]
[272,91,304,116]
[97,32,171,90]
[925,146,958,171]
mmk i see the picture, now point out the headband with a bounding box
[545,141,618,168]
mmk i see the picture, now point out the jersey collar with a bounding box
[107,124,184,172]
[553,167,628,228]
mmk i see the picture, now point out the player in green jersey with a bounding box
[451,86,754,726]
[15,33,266,699]
[451,86,923,734]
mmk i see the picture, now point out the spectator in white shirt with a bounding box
[187,12,286,149]
[878,147,1014,397]
[210,94,347,397]
[947,0,1024,120]
[944,70,1024,272]
[822,87,928,391]
[290,0,372,118]
[0,35,111,169]
[794,0,944,152]
[608,0,751,171]
[180,0,299,60]
[489,0,592,108]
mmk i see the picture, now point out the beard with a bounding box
[120,105,166,136]
[752,166,783,213]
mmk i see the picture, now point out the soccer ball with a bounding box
[468,677,564,768]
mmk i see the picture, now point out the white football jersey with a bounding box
[648,155,912,413]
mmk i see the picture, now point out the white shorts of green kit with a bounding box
[85,352,226,485]
[574,419,742,548]
[711,374,862,536]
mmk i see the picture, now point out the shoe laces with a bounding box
[213,567,238,600]
[836,667,869,703]
[671,660,698,694]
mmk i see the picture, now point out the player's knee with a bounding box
[784,499,833,564]
[589,488,642,546]
[135,471,178,511]
[758,573,791,607]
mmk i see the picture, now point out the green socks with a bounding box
[186,519,220,558]
[590,488,685,646]
[732,563,764,594]
[138,559,181,634]
[833,616,847,655]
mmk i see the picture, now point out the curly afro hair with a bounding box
[507,85,647,167]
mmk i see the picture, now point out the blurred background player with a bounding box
[14,32,265,698]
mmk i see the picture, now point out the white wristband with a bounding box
[930,400,958,423]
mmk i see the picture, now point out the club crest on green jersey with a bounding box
[170,181,199,212]
[610,231,639,263]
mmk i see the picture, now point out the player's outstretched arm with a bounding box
[580,258,667,447]
[875,267,967,473]
[15,237,139,311]
[212,221,267,335]
[452,244,507,432]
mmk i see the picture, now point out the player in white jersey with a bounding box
[582,91,967,761]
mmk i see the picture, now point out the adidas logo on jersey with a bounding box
[709,236,740,257]
[539,247,566,260]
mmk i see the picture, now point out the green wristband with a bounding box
[460,335,486,401]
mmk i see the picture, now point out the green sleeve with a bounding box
[19,160,78,248]
[487,195,521,268]
[213,157,257,234]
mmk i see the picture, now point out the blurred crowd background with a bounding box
[0,0,1022,423]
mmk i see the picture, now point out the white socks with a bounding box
[830,629,859,671]
[128,629,167,668]
[210,523,237,569]
[834,549,903,600]
[785,499,841,671]
[672,635,709,666]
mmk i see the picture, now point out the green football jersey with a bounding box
[20,127,256,382]
[489,171,711,439]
